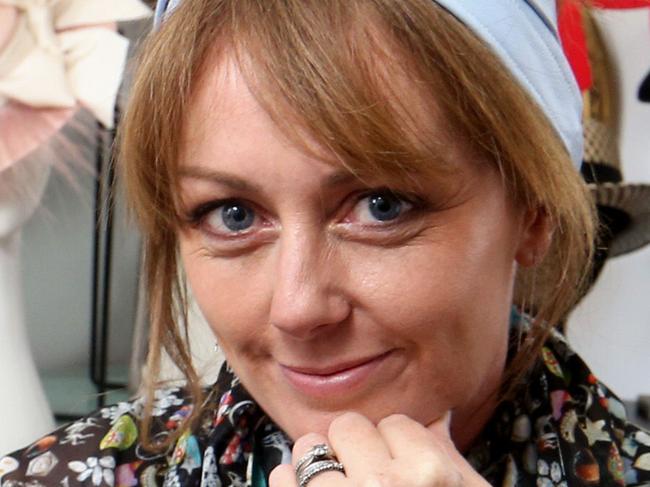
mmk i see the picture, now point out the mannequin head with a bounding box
[0,157,51,240]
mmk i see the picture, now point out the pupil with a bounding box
[231,207,245,221]
[222,204,254,231]
[369,193,401,221]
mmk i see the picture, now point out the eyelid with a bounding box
[356,188,425,206]
[184,198,252,225]
[183,201,220,226]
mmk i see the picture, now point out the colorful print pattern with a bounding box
[467,331,650,486]
[2,330,649,486]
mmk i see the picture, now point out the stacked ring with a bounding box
[294,444,346,487]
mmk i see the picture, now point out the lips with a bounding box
[278,351,394,398]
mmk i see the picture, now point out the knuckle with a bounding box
[418,454,443,478]
[433,469,464,487]
[383,469,421,487]
[417,459,463,487]
[361,473,389,487]
[403,451,453,486]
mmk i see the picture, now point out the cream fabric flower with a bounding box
[0,0,151,127]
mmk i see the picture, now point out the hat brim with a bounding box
[589,182,650,257]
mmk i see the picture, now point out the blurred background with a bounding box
[1,0,649,455]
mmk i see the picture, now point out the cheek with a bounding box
[180,240,274,350]
[344,220,518,321]
[339,210,518,380]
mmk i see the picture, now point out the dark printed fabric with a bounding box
[0,369,290,487]
[466,331,650,486]
[1,330,650,487]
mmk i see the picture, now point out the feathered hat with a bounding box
[560,1,650,257]
[0,0,152,173]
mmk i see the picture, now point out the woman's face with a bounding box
[178,61,540,445]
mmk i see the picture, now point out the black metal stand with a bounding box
[53,118,122,423]
[89,117,125,408]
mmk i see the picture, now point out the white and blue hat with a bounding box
[153,0,183,29]
[153,0,583,169]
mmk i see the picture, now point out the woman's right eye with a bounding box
[192,200,258,235]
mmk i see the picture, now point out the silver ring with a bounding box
[295,444,335,475]
[297,460,345,487]
[295,444,345,487]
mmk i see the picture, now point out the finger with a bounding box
[269,464,298,487]
[377,413,446,458]
[377,414,462,486]
[328,412,392,479]
[292,433,349,487]
[426,410,455,450]
[428,412,491,486]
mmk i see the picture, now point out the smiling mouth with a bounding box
[278,351,395,398]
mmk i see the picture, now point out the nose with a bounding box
[268,229,351,340]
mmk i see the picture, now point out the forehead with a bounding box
[182,57,315,165]
[180,47,475,194]
[182,58,270,159]
[180,56,349,192]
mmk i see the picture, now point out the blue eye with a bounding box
[221,203,255,231]
[367,192,403,221]
[347,190,414,226]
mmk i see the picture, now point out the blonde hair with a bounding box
[119,0,595,448]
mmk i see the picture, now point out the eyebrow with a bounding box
[179,166,262,192]
[321,170,358,189]
[179,165,360,192]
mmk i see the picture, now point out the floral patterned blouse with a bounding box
[1,328,649,487]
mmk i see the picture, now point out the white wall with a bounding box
[19,20,149,376]
[20,117,141,374]
[567,9,650,401]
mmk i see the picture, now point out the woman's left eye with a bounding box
[219,203,256,231]
[349,190,414,224]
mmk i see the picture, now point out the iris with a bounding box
[368,192,402,221]
[222,204,254,231]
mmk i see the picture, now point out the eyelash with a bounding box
[185,199,237,226]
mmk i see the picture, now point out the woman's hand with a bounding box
[269,412,490,487]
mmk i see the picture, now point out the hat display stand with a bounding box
[585,2,650,261]
[86,108,131,412]
[0,157,55,454]
[558,2,650,291]
[563,4,650,410]
[0,1,151,446]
